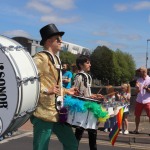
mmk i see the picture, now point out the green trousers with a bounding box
[31,116,78,150]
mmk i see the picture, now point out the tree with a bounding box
[90,46,136,85]
[59,51,77,65]
[90,46,117,85]
[123,52,136,81]
[115,49,136,83]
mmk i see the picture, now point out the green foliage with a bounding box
[60,51,77,65]
[90,46,136,85]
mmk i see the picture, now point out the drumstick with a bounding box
[77,90,84,96]
[97,88,102,94]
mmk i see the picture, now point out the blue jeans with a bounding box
[31,116,78,150]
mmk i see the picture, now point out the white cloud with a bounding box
[27,0,53,13]
[40,15,79,24]
[0,6,35,19]
[95,40,127,50]
[133,1,150,10]
[117,34,142,41]
[114,1,150,12]
[29,0,75,10]
[3,30,31,38]
[92,28,142,42]
[26,0,78,25]
[114,4,128,12]
[46,0,75,10]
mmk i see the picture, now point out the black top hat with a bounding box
[40,24,65,46]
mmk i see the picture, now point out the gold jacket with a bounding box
[33,52,66,122]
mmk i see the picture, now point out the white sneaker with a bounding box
[104,128,108,132]
[119,130,123,134]
[124,130,129,135]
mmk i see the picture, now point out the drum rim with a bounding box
[72,95,101,103]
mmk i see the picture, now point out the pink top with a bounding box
[136,75,150,104]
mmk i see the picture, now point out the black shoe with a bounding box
[131,130,139,134]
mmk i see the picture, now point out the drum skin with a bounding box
[0,35,40,136]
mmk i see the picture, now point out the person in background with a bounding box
[132,67,150,134]
[31,23,78,150]
[103,85,116,132]
[62,63,72,89]
[71,63,78,86]
[116,83,131,135]
[73,55,103,150]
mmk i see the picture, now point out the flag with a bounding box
[109,107,124,146]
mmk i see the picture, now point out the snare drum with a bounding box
[0,35,40,136]
[67,111,99,129]
[65,96,100,129]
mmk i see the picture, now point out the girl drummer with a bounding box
[73,55,103,150]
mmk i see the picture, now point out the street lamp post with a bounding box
[146,39,150,68]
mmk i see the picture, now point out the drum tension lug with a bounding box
[29,76,39,82]
[22,77,29,83]
[26,108,35,114]
[15,46,22,50]
[9,46,15,51]
[17,76,22,87]
[19,112,26,118]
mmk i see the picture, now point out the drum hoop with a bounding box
[0,117,3,135]
[22,49,40,108]
[4,48,24,115]
[72,95,101,103]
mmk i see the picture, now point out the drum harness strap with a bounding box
[39,51,63,112]
[74,72,92,96]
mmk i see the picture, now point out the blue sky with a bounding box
[1,0,150,68]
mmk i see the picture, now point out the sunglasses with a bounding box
[56,37,62,42]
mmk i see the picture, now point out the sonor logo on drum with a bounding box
[0,63,8,109]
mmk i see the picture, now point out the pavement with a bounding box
[18,118,150,144]
[1,117,150,147]
[97,121,150,145]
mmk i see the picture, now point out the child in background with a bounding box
[103,85,117,132]
[116,83,131,135]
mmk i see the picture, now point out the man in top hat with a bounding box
[31,24,78,150]
[132,66,150,134]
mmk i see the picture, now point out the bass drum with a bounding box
[0,35,40,137]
